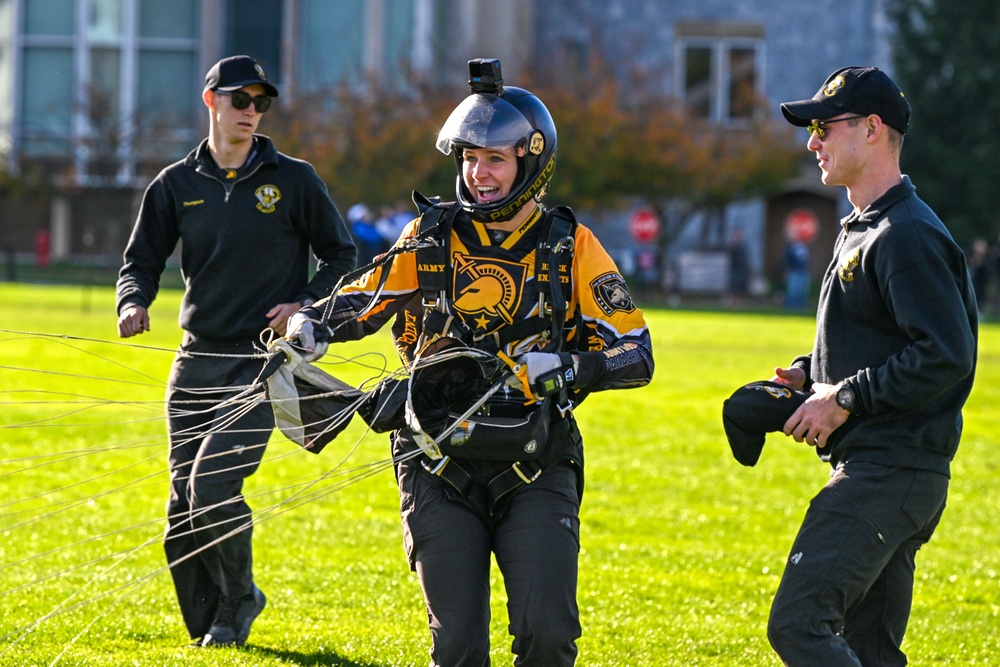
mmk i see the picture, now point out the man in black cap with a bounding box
[761,66,978,666]
[116,55,356,647]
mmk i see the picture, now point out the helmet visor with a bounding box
[436,94,534,155]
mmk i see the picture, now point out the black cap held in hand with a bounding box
[205,55,279,97]
[780,66,910,134]
[722,381,809,467]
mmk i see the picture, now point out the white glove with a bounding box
[286,312,329,362]
[517,352,577,398]
[520,352,563,385]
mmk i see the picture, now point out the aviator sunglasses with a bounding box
[806,115,865,139]
[215,90,271,113]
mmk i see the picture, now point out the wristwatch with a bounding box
[835,383,860,415]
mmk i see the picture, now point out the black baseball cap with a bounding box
[205,55,279,97]
[722,380,809,467]
[781,66,910,134]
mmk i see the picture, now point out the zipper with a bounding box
[195,157,264,203]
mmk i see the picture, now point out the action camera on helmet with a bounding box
[468,58,504,95]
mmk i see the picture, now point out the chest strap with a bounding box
[414,202,577,352]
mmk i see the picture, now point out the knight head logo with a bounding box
[590,272,635,315]
[451,253,526,334]
[839,248,860,282]
[765,385,792,400]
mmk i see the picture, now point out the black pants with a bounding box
[768,462,948,666]
[395,436,583,667]
[163,336,273,639]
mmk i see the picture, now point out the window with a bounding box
[226,0,282,78]
[20,0,75,156]
[298,0,365,91]
[297,0,415,93]
[16,0,200,183]
[676,22,764,124]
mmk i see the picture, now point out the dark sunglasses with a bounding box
[216,90,271,113]
[806,115,865,140]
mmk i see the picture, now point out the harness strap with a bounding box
[487,460,544,510]
[420,454,544,519]
[414,203,578,353]
[414,194,455,308]
[536,205,576,350]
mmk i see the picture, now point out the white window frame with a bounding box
[676,30,765,125]
[14,0,200,186]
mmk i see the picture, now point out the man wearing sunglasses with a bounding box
[116,55,356,647]
[757,66,979,666]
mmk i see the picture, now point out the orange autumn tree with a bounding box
[267,76,456,215]
[536,75,801,255]
[268,71,800,261]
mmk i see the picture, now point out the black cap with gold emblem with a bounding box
[780,66,909,134]
[205,55,279,97]
[722,380,809,466]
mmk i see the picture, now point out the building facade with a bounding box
[0,0,894,295]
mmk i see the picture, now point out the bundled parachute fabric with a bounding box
[355,375,408,433]
[402,340,553,462]
[264,339,365,453]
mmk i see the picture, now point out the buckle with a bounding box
[422,290,447,310]
[556,398,574,418]
[512,461,542,484]
[549,235,574,254]
[421,455,451,476]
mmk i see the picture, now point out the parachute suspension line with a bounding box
[0,325,429,653]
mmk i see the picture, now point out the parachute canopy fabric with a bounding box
[265,339,364,454]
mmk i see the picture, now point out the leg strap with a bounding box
[420,455,544,518]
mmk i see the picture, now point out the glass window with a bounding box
[383,0,414,84]
[89,47,121,125]
[22,48,74,130]
[139,0,198,39]
[226,0,282,77]
[137,50,197,126]
[24,0,74,36]
[88,0,123,41]
[684,45,713,118]
[728,47,757,120]
[680,38,761,123]
[299,0,365,90]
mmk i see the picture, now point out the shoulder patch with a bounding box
[590,272,635,315]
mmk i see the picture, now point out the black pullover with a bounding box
[116,135,356,341]
[792,176,977,476]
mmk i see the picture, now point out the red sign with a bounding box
[628,208,660,244]
[785,208,819,244]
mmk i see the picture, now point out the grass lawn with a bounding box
[0,282,996,666]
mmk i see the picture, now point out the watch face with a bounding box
[837,387,854,409]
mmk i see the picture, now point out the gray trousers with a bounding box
[164,336,272,639]
[768,461,948,666]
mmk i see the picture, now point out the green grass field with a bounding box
[0,283,996,666]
